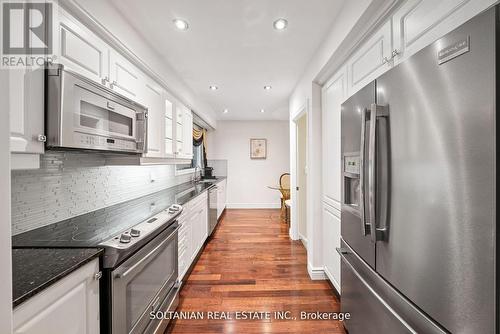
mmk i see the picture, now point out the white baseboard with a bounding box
[324,266,341,294]
[226,203,281,209]
[307,262,327,280]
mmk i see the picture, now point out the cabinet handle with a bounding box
[383,49,400,64]
[101,76,109,86]
[94,271,102,280]
[37,134,47,142]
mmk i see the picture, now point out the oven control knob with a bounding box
[130,229,141,237]
[119,233,131,243]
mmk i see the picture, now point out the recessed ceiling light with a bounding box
[260,109,265,113]
[209,85,218,91]
[173,19,189,31]
[223,109,228,114]
[264,85,272,90]
[273,18,288,30]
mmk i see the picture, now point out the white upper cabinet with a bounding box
[321,66,347,209]
[182,108,194,159]
[9,67,45,157]
[347,20,392,96]
[174,103,184,157]
[142,79,165,158]
[174,103,193,160]
[392,0,496,65]
[164,99,175,158]
[109,50,142,101]
[56,9,109,85]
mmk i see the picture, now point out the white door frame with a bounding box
[290,103,308,242]
[294,111,308,247]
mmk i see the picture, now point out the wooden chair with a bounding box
[279,173,291,218]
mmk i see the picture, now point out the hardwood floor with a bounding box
[166,209,346,334]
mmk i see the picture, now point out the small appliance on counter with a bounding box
[203,167,215,179]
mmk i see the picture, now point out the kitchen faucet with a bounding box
[193,166,201,183]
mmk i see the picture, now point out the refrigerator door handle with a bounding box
[369,103,389,242]
[359,108,371,236]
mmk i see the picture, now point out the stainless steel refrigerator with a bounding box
[339,6,498,334]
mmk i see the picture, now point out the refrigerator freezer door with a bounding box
[339,240,446,334]
[341,81,376,268]
[375,8,496,334]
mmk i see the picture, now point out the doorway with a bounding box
[296,114,308,247]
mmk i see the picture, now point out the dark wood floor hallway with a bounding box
[167,209,346,334]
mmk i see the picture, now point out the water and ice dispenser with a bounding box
[343,155,361,207]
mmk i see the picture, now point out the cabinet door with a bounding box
[174,104,184,157]
[13,260,100,334]
[109,51,142,101]
[182,109,194,159]
[142,79,165,158]
[178,218,190,280]
[392,0,496,65]
[164,99,175,157]
[217,180,226,219]
[323,204,341,292]
[321,67,346,208]
[347,20,392,96]
[9,67,45,155]
[56,9,109,84]
[190,209,202,262]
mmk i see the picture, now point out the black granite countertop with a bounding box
[11,177,226,306]
[12,248,103,307]
[174,177,226,205]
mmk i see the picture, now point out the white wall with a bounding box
[288,0,377,278]
[207,121,290,209]
[0,70,13,332]
[64,0,217,128]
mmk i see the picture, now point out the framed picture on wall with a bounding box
[250,138,267,159]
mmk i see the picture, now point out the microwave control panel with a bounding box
[74,132,137,151]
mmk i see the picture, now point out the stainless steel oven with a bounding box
[45,63,147,154]
[111,222,179,334]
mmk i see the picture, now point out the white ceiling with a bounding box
[109,0,345,120]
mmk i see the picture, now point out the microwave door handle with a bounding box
[369,103,389,242]
[359,108,370,236]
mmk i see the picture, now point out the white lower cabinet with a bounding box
[178,193,208,281]
[13,259,100,334]
[323,204,341,293]
[216,179,227,219]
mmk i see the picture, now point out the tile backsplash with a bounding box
[207,159,228,177]
[11,152,192,235]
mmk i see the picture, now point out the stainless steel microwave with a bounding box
[45,64,148,154]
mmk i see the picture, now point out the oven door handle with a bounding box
[115,225,179,279]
